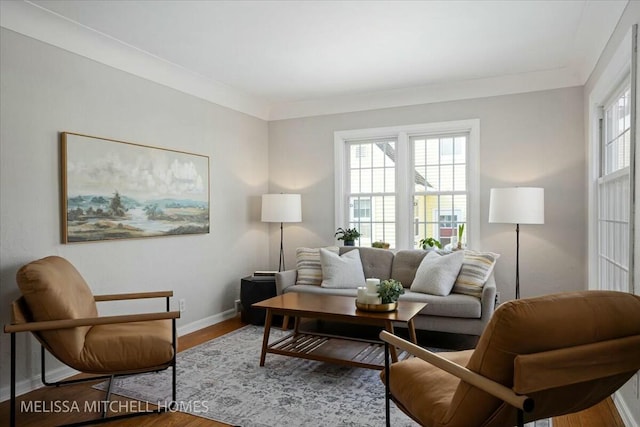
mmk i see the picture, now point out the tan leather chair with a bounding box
[380,290,640,427]
[4,256,180,426]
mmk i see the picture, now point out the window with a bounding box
[335,120,479,249]
[597,80,632,293]
[412,134,468,248]
[603,85,631,175]
[347,139,396,247]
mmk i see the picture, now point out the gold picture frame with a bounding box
[61,132,210,243]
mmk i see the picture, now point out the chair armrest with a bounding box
[94,290,173,301]
[275,270,297,295]
[379,330,533,412]
[4,311,180,334]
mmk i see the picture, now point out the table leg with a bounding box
[282,315,290,330]
[259,308,273,367]
[293,316,301,334]
[408,318,418,344]
[385,321,399,362]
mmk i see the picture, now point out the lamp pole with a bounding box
[279,221,285,272]
[515,223,520,299]
[489,187,544,301]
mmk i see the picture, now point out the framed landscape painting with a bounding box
[61,132,210,243]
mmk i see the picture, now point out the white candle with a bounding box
[357,287,367,303]
[366,278,380,293]
[366,292,381,305]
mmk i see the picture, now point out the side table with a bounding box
[240,276,277,325]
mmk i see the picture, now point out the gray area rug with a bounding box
[95,325,550,427]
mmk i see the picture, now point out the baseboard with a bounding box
[0,308,238,403]
[613,390,639,427]
[0,364,80,403]
[177,308,237,336]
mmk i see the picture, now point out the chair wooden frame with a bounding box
[380,331,534,427]
[4,290,180,427]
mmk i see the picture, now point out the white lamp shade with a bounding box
[261,194,302,223]
[489,187,544,224]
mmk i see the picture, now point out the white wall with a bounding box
[584,2,640,425]
[0,29,270,399]
[268,86,586,301]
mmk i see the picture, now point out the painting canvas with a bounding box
[61,132,210,243]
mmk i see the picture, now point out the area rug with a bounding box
[95,325,550,427]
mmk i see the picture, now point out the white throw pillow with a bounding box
[410,251,465,296]
[320,248,366,289]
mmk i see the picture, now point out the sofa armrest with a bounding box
[275,270,297,295]
[480,273,497,321]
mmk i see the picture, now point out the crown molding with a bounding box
[1,0,621,122]
[0,0,271,120]
[268,68,583,121]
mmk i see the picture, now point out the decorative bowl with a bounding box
[355,301,398,312]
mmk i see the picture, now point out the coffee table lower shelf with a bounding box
[265,331,409,370]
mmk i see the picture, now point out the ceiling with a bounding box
[2,1,629,119]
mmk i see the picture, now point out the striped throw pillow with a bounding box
[452,250,500,298]
[296,247,339,286]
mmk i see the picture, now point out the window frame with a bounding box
[587,25,636,295]
[601,80,632,177]
[334,119,480,249]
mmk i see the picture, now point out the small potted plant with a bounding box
[377,279,405,305]
[419,237,442,250]
[456,224,465,250]
[335,227,361,246]
[372,241,390,249]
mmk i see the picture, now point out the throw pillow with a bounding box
[319,248,366,289]
[296,247,339,286]
[410,251,465,296]
[452,250,500,298]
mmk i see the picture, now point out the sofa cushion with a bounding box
[340,246,394,280]
[410,251,464,296]
[320,248,367,289]
[452,251,500,298]
[284,285,481,319]
[400,290,482,318]
[391,250,428,286]
[284,284,359,297]
[295,246,339,286]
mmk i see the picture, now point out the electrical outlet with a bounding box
[495,292,501,305]
[234,299,241,314]
[179,299,186,313]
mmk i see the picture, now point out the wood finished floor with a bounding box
[0,316,624,426]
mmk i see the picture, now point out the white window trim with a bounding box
[334,119,480,249]
[587,27,634,292]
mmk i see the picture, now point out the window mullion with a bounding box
[396,132,410,250]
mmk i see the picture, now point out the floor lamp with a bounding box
[261,194,302,272]
[489,187,544,299]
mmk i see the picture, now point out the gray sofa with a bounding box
[275,246,497,336]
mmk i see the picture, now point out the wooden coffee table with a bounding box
[253,293,427,370]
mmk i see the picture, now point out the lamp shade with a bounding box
[489,187,544,224]
[261,194,302,223]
